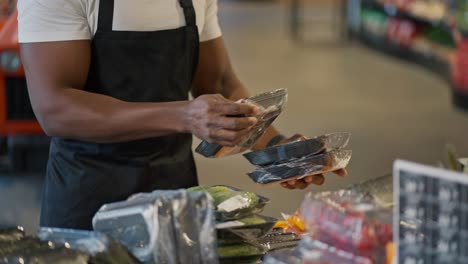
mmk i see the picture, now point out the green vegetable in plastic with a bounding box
[188,186,259,210]
[217,243,262,258]
[238,216,266,225]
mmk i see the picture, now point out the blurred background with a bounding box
[1,0,468,233]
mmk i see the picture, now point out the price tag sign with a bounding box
[394,160,468,264]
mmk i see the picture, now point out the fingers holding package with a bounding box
[186,94,259,146]
[280,169,348,190]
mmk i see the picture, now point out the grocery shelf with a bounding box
[361,0,454,31]
[356,31,452,82]
[349,0,468,111]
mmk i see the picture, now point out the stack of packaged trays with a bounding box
[187,186,276,264]
[243,133,352,185]
[92,190,218,264]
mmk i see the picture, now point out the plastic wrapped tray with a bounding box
[300,191,392,260]
[196,89,288,158]
[0,235,90,264]
[93,190,218,264]
[218,243,264,264]
[243,132,350,166]
[257,229,300,252]
[346,174,394,208]
[219,254,263,264]
[216,215,277,241]
[1,247,89,264]
[37,227,141,263]
[247,150,352,185]
[263,236,374,264]
[188,185,270,221]
[0,227,24,243]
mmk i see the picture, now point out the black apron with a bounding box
[40,0,200,230]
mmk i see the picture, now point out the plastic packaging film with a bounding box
[93,189,218,264]
[195,89,288,158]
[346,174,394,208]
[187,185,269,221]
[36,227,141,264]
[243,132,351,167]
[299,191,392,261]
[216,215,277,244]
[0,227,25,243]
[0,235,90,264]
[247,150,352,185]
[263,236,374,264]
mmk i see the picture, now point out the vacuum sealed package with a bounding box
[216,215,277,242]
[1,247,89,264]
[243,132,351,166]
[196,89,288,158]
[93,189,218,264]
[263,236,373,264]
[0,226,24,243]
[346,174,394,208]
[0,235,89,264]
[217,243,265,264]
[188,185,269,221]
[299,191,392,262]
[37,227,141,264]
[256,229,300,252]
[247,150,352,185]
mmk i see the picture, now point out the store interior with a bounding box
[1,0,468,263]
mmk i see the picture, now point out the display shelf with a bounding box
[353,0,468,111]
[357,31,452,82]
[361,0,454,31]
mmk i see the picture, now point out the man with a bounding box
[18,0,346,229]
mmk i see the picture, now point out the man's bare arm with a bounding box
[21,40,257,144]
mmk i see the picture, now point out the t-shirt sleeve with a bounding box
[199,0,222,42]
[18,0,90,43]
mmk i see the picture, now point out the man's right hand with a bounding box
[185,94,259,146]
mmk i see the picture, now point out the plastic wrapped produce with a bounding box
[93,189,218,264]
[299,191,392,262]
[37,227,141,264]
[257,229,300,252]
[0,226,24,242]
[248,150,352,185]
[0,237,49,256]
[218,243,264,264]
[216,215,277,242]
[196,89,288,158]
[187,186,269,221]
[0,235,90,264]
[243,132,351,166]
[263,236,373,264]
[1,247,89,264]
[346,174,393,208]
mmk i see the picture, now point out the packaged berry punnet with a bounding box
[299,190,392,261]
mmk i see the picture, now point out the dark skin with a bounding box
[21,37,346,190]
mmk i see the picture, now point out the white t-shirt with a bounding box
[17,0,222,43]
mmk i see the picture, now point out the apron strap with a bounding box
[97,0,196,32]
[97,0,114,32]
[178,0,197,27]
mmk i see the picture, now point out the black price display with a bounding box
[394,160,468,264]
